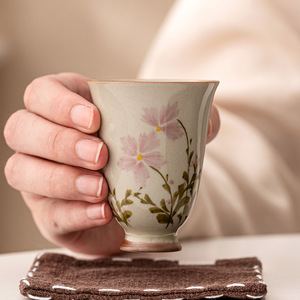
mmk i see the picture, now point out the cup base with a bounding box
[120,239,182,252]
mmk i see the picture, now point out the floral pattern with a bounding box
[141,102,184,140]
[110,102,201,228]
[118,132,166,187]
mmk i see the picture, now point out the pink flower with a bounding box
[118,132,166,186]
[141,102,183,140]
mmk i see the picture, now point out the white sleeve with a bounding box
[139,0,300,237]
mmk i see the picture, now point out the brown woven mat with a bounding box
[20,253,267,299]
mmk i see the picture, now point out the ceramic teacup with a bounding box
[87,80,219,252]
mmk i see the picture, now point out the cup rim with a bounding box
[87,79,219,84]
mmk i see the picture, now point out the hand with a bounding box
[4,73,124,256]
[4,73,220,256]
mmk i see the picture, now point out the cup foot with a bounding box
[120,239,182,252]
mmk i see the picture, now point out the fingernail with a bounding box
[71,105,94,129]
[76,139,103,164]
[86,203,106,220]
[76,175,103,197]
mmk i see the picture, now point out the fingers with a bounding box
[5,153,108,202]
[4,110,108,170]
[22,192,113,236]
[22,192,125,255]
[23,73,100,133]
[207,104,220,143]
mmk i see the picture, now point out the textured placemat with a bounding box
[20,253,267,299]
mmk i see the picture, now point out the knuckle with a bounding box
[47,164,71,198]
[53,90,74,119]
[47,164,64,196]
[47,167,58,196]
[47,127,66,160]
[4,154,21,188]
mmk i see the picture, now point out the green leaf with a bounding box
[140,199,149,205]
[160,199,169,212]
[171,191,178,207]
[190,138,193,145]
[188,182,195,194]
[163,183,171,194]
[181,196,190,206]
[109,203,116,213]
[189,151,194,159]
[156,213,173,224]
[193,163,197,172]
[182,171,189,183]
[123,210,132,221]
[182,203,190,216]
[144,194,155,206]
[190,173,196,183]
[178,183,185,199]
[188,151,194,165]
[114,214,123,223]
[173,191,179,200]
[133,194,143,202]
[110,205,123,223]
[134,192,141,197]
[149,207,164,214]
[121,199,134,206]
[116,200,122,212]
[125,189,132,199]
[173,196,190,216]
[177,213,183,223]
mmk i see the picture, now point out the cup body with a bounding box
[88,80,218,252]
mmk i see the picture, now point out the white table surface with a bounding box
[0,233,299,300]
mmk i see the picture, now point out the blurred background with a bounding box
[0,0,174,253]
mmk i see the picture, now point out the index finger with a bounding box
[24,72,100,133]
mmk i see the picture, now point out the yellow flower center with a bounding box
[137,154,143,161]
[156,126,162,132]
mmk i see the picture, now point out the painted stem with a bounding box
[149,166,173,228]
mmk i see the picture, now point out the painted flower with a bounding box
[141,102,183,140]
[118,132,166,186]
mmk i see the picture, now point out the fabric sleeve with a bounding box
[138,0,300,237]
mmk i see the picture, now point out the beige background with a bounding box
[0,0,174,253]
